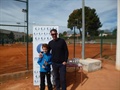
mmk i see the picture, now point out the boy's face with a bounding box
[42,47,48,53]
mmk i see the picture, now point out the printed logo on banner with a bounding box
[36,44,43,53]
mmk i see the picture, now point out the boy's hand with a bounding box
[44,61,48,65]
[39,52,43,58]
[42,65,45,68]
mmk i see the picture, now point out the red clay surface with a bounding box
[0,60,120,90]
[0,43,116,74]
[0,43,120,90]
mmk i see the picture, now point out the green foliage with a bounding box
[8,31,15,41]
[59,33,67,40]
[0,32,2,39]
[112,28,117,36]
[94,35,116,39]
[63,31,67,35]
[67,6,102,37]
[18,35,32,42]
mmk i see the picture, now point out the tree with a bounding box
[63,31,67,36]
[59,33,63,38]
[59,32,67,40]
[0,31,2,39]
[112,28,117,36]
[8,31,15,42]
[67,6,102,37]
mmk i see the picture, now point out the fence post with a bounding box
[100,31,103,58]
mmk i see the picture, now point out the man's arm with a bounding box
[37,52,43,65]
[63,40,69,65]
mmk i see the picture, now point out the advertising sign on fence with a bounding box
[33,25,59,85]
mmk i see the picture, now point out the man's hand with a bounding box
[62,61,67,65]
[39,52,43,58]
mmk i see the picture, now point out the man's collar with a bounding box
[53,38,59,41]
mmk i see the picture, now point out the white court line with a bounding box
[15,46,26,57]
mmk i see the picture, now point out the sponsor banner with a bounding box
[33,25,59,85]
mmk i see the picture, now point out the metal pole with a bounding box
[82,0,85,59]
[14,0,29,70]
[16,22,20,32]
[17,22,20,42]
[26,0,29,70]
[0,24,27,27]
[22,9,26,43]
[74,26,75,58]
[75,19,79,43]
[116,0,120,70]
[100,31,103,58]
[24,20,25,43]
[23,10,25,43]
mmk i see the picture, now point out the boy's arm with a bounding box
[47,59,52,65]
[37,52,44,65]
[37,58,42,65]
[46,56,52,65]
[44,55,52,65]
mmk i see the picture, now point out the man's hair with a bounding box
[50,29,57,33]
[42,44,49,49]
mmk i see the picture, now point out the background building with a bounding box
[0,29,25,39]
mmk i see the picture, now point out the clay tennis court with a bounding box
[0,43,120,90]
[0,43,116,74]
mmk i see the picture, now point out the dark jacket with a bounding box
[48,38,69,63]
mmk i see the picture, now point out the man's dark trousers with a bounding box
[40,72,53,90]
[52,63,66,90]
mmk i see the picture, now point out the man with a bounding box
[48,29,69,90]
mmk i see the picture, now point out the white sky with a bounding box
[0,0,117,33]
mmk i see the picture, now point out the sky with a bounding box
[0,0,117,34]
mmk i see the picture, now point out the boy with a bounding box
[37,44,53,90]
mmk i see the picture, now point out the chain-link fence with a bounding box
[0,0,31,75]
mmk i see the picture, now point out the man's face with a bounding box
[51,31,57,40]
[42,47,48,53]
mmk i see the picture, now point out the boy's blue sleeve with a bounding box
[37,58,42,65]
[47,56,52,65]
[47,58,52,65]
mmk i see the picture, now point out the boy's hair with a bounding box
[42,44,49,49]
[50,29,57,33]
